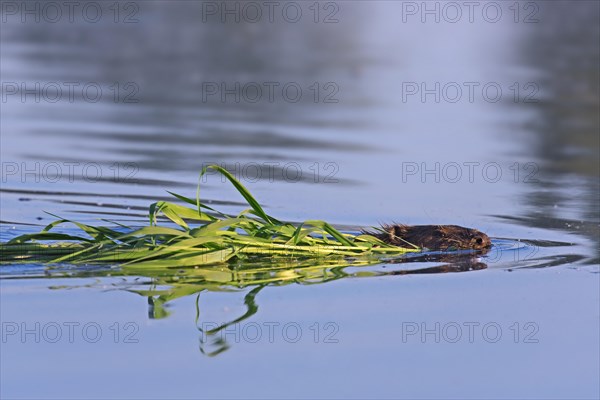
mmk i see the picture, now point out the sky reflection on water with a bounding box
[1,1,599,398]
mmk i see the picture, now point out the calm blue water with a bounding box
[1,1,599,399]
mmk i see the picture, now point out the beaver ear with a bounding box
[393,225,407,237]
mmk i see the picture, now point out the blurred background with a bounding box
[1,1,599,398]
[1,1,598,250]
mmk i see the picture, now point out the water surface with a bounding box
[1,1,599,399]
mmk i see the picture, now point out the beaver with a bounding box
[363,224,492,251]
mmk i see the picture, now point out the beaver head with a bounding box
[375,224,492,251]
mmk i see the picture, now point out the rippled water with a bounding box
[1,2,599,399]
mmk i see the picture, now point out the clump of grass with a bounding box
[0,165,418,267]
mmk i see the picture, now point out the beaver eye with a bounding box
[475,237,483,244]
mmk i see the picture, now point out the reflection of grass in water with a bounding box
[127,257,364,311]
[0,165,423,356]
[1,165,417,268]
[37,249,393,356]
[135,263,362,357]
[35,252,485,357]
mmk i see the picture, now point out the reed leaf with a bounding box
[1,165,418,267]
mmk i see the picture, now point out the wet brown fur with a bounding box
[363,224,492,251]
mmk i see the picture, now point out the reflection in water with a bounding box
[124,248,492,355]
[2,2,598,262]
[2,237,582,356]
[196,286,264,357]
[1,2,376,229]
[500,1,600,263]
[2,1,368,174]
[1,2,598,396]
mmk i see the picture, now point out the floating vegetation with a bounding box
[1,165,418,268]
